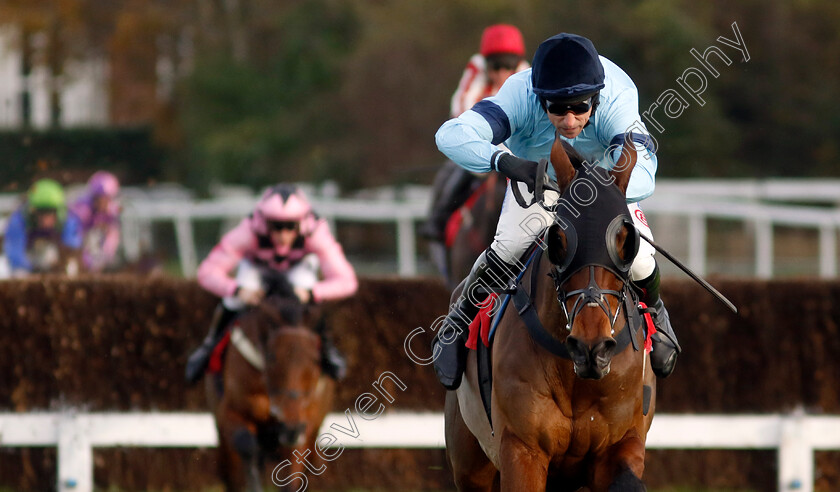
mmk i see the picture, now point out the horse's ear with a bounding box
[610,134,637,195]
[550,136,577,193]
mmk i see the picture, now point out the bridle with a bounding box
[551,265,628,336]
[541,168,641,338]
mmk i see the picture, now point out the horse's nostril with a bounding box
[592,338,617,369]
[278,422,306,447]
[566,336,589,365]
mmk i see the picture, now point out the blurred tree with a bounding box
[175,0,359,191]
[2,0,840,187]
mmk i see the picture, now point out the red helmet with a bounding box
[250,184,315,235]
[480,24,525,57]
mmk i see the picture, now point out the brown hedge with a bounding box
[1,276,839,490]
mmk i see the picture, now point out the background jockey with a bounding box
[185,183,358,384]
[70,171,122,272]
[431,33,680,390]
[421,24,530,246]
[3,178,82,276]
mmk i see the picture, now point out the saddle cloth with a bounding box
[444,180,491,248]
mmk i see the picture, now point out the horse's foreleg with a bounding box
[591,430,647,492]
[445,392,497,492]
[497,429,549,492]
[217,409,263,492]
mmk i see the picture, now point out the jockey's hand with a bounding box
[294,287,312,304]
[237,287,265,306]
[494,153,539,193]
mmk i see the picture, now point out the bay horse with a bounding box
[444,136,655,491]
[446,173,507,288]
[206,277,335,492]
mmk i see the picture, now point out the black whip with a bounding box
[639,232,738,314]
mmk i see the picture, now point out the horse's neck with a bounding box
[236,310,264,344]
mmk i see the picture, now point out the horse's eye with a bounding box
[615,228,629,260]
[606,217,639,272]
[547,221,577,273]
[548,227,568,265]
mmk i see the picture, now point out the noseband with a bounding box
[551,265,627,335]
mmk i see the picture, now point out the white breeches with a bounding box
[489,180,656,281]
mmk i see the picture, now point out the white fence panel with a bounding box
[1,411,838,492]
[5,179,840,278]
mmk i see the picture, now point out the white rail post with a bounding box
[688,213,707,275]
[778,410,813,492]
[174,212,198,277]
[57,414,93,492]
[120,214,141,262]
[755,218,773,278]
[818,224,837,278]
[397,215,416,276]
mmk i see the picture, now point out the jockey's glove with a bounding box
[492,152,539,193]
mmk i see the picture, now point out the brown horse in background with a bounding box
[206,294,335,492]
[25,240,83,276]
[445,137,655,491]
[446,173,507,288]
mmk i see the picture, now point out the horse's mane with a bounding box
[257,295,306,327]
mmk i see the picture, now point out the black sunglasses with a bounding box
[267,220,298,232]
[488,59,519,71]
[544,97,593,116]
[485,53,522,72]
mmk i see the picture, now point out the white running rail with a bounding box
[5,179,840,277]
[0,411,837,492]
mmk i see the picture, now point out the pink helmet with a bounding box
[88,171,120,198]
[480,24,525,57]
[251,184,315,235]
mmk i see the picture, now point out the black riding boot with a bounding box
[431,248,519,390]
[185,303,237,385]
[635,264,681,378]
[420,161,481,241]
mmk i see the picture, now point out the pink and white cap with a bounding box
[88,171,120,198]
[250,184,316,235]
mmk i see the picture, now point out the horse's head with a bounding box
[255,296,323,448]
[545,136,640,379]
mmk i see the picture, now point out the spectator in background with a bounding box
[70,171,122,272]
[3,178,81,276]
[422,24,529,245]
[185,184,358,385]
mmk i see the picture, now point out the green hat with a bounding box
[28,179,66,220]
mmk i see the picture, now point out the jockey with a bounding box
[185,183,358,384]
[3,178,81,276]
[421,24,530,244]
[450,24,531,118]
[431,33,680,390]
[70,171,121,272]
